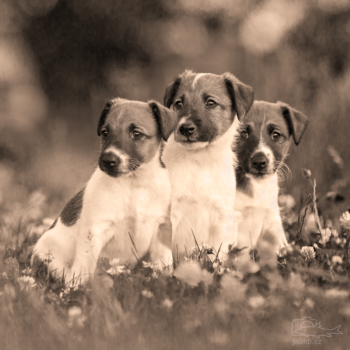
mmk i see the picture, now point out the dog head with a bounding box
[164,70,254,149]
[97,98,176,177]
[236,101,309,178]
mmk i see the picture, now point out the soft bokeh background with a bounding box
[1,0,350,220]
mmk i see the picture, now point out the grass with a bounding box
[1,168,350,350]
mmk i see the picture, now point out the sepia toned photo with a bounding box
[1,0,349,349]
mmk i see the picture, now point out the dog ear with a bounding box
[97,101,112,136]
[149,101,177,141]
[223,73,254,121]
[164,77,182,108]
[277,101,309,145]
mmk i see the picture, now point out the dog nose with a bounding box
[251,153,268,170]
[179,122,196,137]
[100,152,121,170]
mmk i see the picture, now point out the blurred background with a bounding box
[1,0,350,222]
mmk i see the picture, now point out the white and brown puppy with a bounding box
[234,101,309,263]
[32,98,176,284]
[162,70,254,259]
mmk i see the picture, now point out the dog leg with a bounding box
[32,222,76,281]
[256,210,287,266]
[65,224,113,286]
[149,217,173,271]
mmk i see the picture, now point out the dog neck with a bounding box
[236,172,280,207]
[164,118,239,167]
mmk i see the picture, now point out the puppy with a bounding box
[234,101,309,263]
[32,98,176,284]
[161,70,254,260]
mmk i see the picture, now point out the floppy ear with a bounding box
[277,101,309,145]
[164,76,182,108]
[149,100,177,141]
[97,101,112,136]
[223,72,254,121]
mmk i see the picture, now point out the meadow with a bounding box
[1,0,350,349]
[1,161,350,349]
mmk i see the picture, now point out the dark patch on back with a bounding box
[49,217,58,230]
[60,188,85,227]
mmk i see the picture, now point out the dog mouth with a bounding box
[99,167,128,177]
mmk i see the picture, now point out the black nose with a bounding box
[100,152,121,171]
[179,122,196,137]
[251,152,268,171]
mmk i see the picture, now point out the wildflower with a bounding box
[2,272,9,279]
[320,227,332,245]
[17,276,36,291]
[142,261,160,271]
[174,261,213,287]
[162,298,173,309]
[335,238,342,245]
[106,258,130,276]
[141,290,153,298]
[331,255,342,265]
[300,246,315,261]
[278,194,295,209]
[339,211,350,229]
[248,295,265,308]
[22,267,32,275]
[68,306,86,328]
[209,330,229,346]
[331,228,339,238]
[305,298,314,309]
[213,261,224,275]
[325,288,349,299]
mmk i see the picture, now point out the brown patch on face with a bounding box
[236,101,292,178]
[98,99,162,176]
[171,72,234,143]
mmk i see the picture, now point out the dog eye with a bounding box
[240,131,249,139]
[101,129,108,139]
[206,99,217,108]
[132,131,143,140]
[174,100,183,110]
[271,131,281,141]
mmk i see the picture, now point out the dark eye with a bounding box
[206,99,217,108]
[174,100,183,111]
[101,129,108,140]
[132,131,143,140]
[240,131,249,139]
[271,131,281,141]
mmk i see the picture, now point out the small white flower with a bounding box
[248,295,265,308]
[22,267,32,275]
[68,306,82,318]
[335,238,342,245]
[141,290,153,298]
[278,194,295,209]
[162,298,173,309]
[305,298,314,309]
[107,258,129,276]
[300,246,316,261]
[320,227,332,245]
[331,255,342,265]
[68,306,86,328]
[17,276,36,291]
[339,212,350,229]
[325,288,349,299]
[142,261,160,271]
